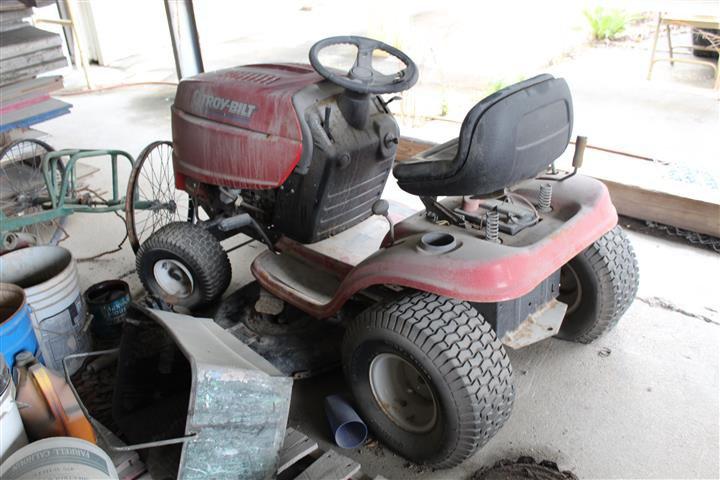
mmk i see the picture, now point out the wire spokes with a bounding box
[0,139,60,247]
[126,141,190,252]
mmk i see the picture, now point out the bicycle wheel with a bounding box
[125,141,191,252]
[0,139,61,248]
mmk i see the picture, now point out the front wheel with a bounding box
[342,292,514,468]
[136,222,231,309]
[556,225,639,343]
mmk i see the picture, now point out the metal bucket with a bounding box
[0,246,89,374]
[84,280,130,340]
[0,284,39,370]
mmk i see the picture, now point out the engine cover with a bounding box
[172,63,323,189]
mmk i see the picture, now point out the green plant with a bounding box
[584,6,628,40]
[440,98,449,117]
[486,76,525,96]
[488,79,508,94]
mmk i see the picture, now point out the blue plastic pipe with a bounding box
[324,394,368,449]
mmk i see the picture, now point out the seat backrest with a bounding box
[394,74,573,196]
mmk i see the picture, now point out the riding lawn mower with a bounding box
[131,36,639,468]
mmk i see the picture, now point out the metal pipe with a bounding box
[164,0,204,80]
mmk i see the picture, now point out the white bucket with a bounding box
[0,358,27,464]
[0,437,118,479]
[0,246,90,374]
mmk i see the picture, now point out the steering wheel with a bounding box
[309,36,418,95]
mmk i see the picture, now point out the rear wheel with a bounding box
[343,292,514,468]
[556,226,639,343]
[136,222,231,309]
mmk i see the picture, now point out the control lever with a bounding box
[572,135,587,169]
[538,135,587,182]
[372,199,395,244]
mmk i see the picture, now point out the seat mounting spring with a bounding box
[485,207,500,242]
[538,183,553,212]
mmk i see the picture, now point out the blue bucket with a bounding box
[0,283,39,370]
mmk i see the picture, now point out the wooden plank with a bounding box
[0,0,28,12]
[397,137,720,237]
[277,428,319,474]
[0,26,62,59]
[0,97,71,132]
[283,427,307,446]
[1,45,65,71]
[0,7,30,21]
[602,180,720,237]
[556,146,720,237]
[0,106,69,132]
[0,19,28,32]
[396,136,433,162]
[0,127,46,147]
[31,0,57,7]
[294,450,360,480]
[558,146,718,205]
[0,96,70,125]
[0,7,30,31]
[93,421,147,479]
[0,75,63,102]
[0,57,67,85]
[0,93,50,114]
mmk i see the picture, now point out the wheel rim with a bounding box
[559,264,583,314]
[126,142,191,252]
[152,259,194,298]
[369,353,438,433]
[0,140,59,246]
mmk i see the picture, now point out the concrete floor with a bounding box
[27,26,720,480]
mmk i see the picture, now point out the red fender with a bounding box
[252,175,617,318]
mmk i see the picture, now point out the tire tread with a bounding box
[343,293,514,468]
[136,222,231,306]
[572,226,639,343]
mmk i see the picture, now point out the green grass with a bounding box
[485,75,526,96]
[584,6,628,41]
[488,79,509,94]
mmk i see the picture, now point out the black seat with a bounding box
[394,74,573,196]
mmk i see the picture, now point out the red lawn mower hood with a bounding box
[171,63,323,189]
[174,63,321,137]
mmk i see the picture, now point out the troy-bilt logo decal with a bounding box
[191,91,257,122]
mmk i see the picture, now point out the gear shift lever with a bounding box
[372,199,395,244]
